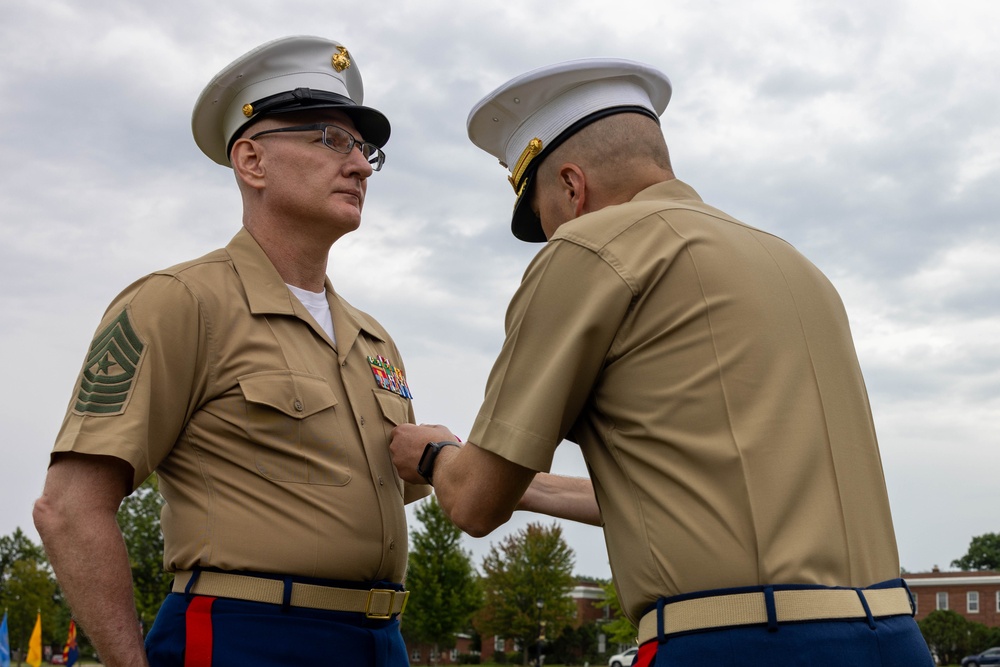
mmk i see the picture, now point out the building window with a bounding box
[997,590,1000,613]
[450,648,459,662]
[968,591,980,613]
[494,635,504,652]
[910,591,918,614]
[411,649,421,662]
[936,592,948,610]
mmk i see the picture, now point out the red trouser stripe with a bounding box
[634,640,658,667]
[184,596,216,667]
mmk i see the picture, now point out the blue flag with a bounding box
[1,611,11,667]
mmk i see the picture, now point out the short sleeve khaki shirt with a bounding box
[468,180,900,622]
[54,228,428,583]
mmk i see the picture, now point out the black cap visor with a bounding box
[227,87,390,159]
[511,173,546,242]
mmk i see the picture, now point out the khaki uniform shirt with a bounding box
[53,228,427,583]
[468,180,900,623]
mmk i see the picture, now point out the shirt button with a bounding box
[378,475,384,486]
[360,416,366,427]
[293,399,303,412]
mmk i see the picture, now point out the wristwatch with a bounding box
[416,441,461,484]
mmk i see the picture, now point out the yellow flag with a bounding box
[26,612,42,667]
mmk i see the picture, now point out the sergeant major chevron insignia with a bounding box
[74,307,146,416]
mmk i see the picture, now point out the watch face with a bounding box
[416,441,458,484]
[417,442,437,481]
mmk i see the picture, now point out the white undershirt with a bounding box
[286,284,336,345]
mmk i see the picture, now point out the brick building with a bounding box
[904,570,1000,627]
[404,580,611,664]
[404,633,475,666]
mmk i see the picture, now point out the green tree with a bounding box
[402,496,482,664]
[548,622,600,665]
[918,609,970,665]
[917,609,1000,665]
[969,622,1000,656]
[475,522,576,665]
[1,529,81,661]
[951,533,1000,571]
[596,580,636,646]
[2,559,61,655]
[117,474,174,632]
[0,528,45,599]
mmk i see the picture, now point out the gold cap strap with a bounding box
[508,138,544,194]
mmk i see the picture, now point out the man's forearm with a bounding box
[390,423,601,533]
[34,455,148,667]
[37,510,147,666]
[517,472,602,525]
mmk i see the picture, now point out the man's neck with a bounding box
[242,220,331,292]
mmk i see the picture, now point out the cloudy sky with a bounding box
[1,0,998,583]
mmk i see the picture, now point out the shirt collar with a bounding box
[629,178,703,204]
[225,228,385,353]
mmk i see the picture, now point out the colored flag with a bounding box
[62,620,78,667]
[1,611,11,667]
[26,613,41,667]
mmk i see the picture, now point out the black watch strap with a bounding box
[416,441,461,484]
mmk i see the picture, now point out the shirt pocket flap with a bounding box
[239,371,338,419]
[373,388,410,427]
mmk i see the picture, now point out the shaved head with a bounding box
[535,112,673,197]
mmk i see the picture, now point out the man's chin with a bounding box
[333,212,363,234]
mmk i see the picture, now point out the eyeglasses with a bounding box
[249,123,386,171]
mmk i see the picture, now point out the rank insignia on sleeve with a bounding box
[367,355,413,399]
[74,307,146,416]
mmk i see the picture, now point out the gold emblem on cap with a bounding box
[242,103,254,118]
[332,46,351,72]
[508,138,543,193]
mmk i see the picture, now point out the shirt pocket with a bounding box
[240,370,351,486]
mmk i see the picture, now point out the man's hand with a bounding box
[390,423,460,484]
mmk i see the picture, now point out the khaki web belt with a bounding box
[172,570,408,619]
[637,586,913,643]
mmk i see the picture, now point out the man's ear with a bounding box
[558,164,588,218]
[231,138,266,190]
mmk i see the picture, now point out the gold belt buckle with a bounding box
[365,588,409,619]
